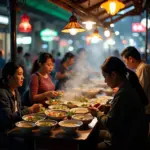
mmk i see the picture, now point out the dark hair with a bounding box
[101,57,148,106]
[0,50,2,56]
[126,69,148,106]
[24,52,30,57]
[61,52,75,64]
[101,57,127,78]
[121,46,141,61]
[31,52,54,74]
[1,62,21,83]
[17,46,23,53]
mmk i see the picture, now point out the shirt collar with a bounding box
[136,61,144,72]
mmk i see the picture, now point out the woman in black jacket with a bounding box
[89,57,148,150]
[0,62,40,149]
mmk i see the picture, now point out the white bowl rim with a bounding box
[35,119,57,127]
[15,121,36,128]
[70,107,89,114]
[72,114,93,121]
[59,120,83,127]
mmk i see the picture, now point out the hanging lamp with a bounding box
[89,28,103,40]
[82,0,96,30]
[61,14,85,35]
[101,0,125,16]
[18,14,32,33]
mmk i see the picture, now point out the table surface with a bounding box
[8,118,98,142]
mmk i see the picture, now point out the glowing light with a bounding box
[141,18,150,29]
[69,28,78,35]
[18,14,32,33]
[104,29,111,37]
[68,46,74,51]
[115,31,120,35]
[82,21,96,30]
[110,23,114,28]
[101,0,125,16]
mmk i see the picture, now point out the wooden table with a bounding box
[8,118,99,150]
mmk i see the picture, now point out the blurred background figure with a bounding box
[113,49,120,58]
[0,50,6,78]
[55,52,62,72]
[55,52,75,90]
[24,52,32,85]
[16,46,27,98]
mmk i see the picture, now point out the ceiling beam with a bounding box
[58,0,104,26]
[49,0,96,24]
[86,0,105,11]
[104,9,138,27]
[71,0,88,4]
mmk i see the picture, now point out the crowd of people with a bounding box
[0,46,150,150]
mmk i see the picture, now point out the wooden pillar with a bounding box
[145,8,149,62]
[9,0,17,63]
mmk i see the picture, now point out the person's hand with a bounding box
[47,91,59,98]
[98,105,110,114]
[88,106,99,117]
[113,87,119,93]
[28,104,40,113]
[57,90,64,97]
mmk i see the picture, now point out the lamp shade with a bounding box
[18,14,32,33]
[101,0,125,16]
[61,15,85,35]
[89,28,103,40]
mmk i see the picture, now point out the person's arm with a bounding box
[138,67,149,96]
[55,72,67,80]
[96,95,126,132]
[30,75,58,103]
[0,90,21,130]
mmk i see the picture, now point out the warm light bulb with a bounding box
[69,28,77,35]
[85,23,93,30]
[91,36,100,43]
[104,29,111,38]
[82,21,96,30]
[110,2,116,15]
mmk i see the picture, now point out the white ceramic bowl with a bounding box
[72,114,93,125]
[15,121,35,133]
[22,113,45,122]
[45,109,67,121]
[35,119,57,134]
[70,107,89,114]
[48,104,70,112]
[59,120,83,134]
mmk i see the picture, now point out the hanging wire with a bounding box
[88,0,90,8]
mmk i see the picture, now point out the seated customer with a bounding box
[89,57,148,150]
[0,62,40,148]
[55,52,75,90]
[30,52,59,104]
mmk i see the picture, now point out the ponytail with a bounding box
[31,59,40,74]
[31,52,54,74]
[126,69,148,106]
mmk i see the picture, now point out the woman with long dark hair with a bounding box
[30,52,59,104]
[0,62,40,148]
[55,52,75,90]
[89,57,148,150]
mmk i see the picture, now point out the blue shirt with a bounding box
[0,57,5,69]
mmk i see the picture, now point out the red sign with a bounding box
[132,23,146,32]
